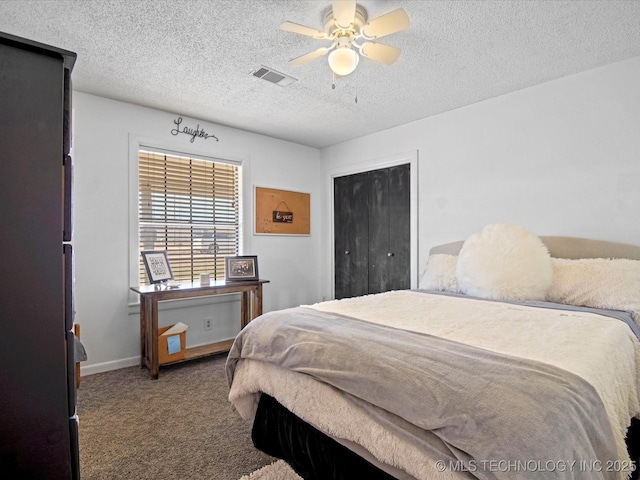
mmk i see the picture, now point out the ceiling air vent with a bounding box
[251,66,297,87]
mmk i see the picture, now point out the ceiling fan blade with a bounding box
[290,47,331,66]
[361,8,410,39]
[281,21,328,39]
[332,0,356,29]
[360,42,401,65]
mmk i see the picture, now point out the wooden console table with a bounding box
[131,279,269,379]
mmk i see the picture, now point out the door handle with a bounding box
[345,250,350,255]
[387,252,394,257]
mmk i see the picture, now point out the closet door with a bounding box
[334,164,410,299]
[386,164,411,290]
[334,172,369,299]
[368,164,410,294]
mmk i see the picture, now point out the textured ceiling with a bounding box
[1,0,640,148]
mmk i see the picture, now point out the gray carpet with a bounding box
[77,354,273,480]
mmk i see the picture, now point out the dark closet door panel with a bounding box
[386,164,411,290]
[334,175,351,299]
[334,173,369,299]
[367,168,391,294]
[349,173,369,298]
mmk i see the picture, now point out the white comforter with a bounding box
[228,291,640,480]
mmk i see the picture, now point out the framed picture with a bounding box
[254,186,310,235]
[141,250,174,284]
[225,255,259,281]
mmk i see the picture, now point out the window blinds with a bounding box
[138,150,239,285]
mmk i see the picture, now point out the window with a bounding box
[138,149,239,285]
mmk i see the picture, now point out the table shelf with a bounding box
[131,279,268,379]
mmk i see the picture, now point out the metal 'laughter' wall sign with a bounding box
[171,116,219,143]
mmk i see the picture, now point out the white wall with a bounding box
[75,55,640,373]
[73,93,323,374]
[320,56,640,299]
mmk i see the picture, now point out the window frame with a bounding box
[128,135,244,303]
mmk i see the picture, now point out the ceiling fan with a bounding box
[281,1,410,77]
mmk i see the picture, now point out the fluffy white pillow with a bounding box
[547,257,640,322]
[419,254,460,292]
[456,224,553,301]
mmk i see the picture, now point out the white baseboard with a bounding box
[79,340,235,377]
[80,356,140,376]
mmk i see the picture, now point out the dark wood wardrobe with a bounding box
[0,32,79,479]
[334,164,410,299]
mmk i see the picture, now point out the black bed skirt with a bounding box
[252,394,640,480]
[252,394,396,480]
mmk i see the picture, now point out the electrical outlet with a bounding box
[204,318,213,331]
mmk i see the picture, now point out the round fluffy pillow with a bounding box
[456,224,553,301]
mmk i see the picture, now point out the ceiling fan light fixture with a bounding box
[282,3,409,78]
[328,46,359,76]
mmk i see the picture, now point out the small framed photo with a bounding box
[225,255,259,282]
[141,250,174,284]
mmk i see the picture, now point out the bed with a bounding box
[227,226,640,480]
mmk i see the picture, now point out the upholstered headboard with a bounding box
[429,236,640,260]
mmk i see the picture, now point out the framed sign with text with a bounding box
[254,186,310,235]
[141,250,174,284]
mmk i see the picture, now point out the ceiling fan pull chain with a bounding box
[332,71,336,90]
[355,74,358,103]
